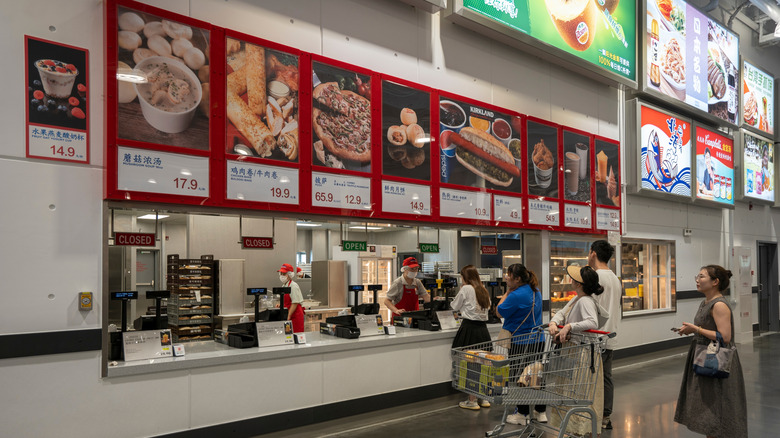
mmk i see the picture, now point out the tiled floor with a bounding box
[257,333,778,437]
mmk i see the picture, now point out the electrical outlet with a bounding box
[683,228,692,237]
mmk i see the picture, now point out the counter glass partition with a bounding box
[620,239,676,315]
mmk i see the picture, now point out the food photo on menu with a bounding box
[116,7,210,150]
[743,61,774,135]
[382,81,431,181]
[439,98,522,193]
[646,0,739,124]
[526,120,558,198]
[26,38,88,131]
[562,131,591,203]
[743,133,774,201]
[225,38,299,162]
[594,139,620,206]
[311,62,372,172]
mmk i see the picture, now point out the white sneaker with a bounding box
[534,410,548,423]
[506,413,528,425]
[479,399,491,408]
[459,400,480,410]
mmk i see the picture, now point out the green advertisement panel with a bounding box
[461,0,636,81]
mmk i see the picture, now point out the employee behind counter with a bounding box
[383,257,430,318]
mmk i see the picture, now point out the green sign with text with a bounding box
[461,0,636,81]
[342,240,367,252]
[420,243,440,253]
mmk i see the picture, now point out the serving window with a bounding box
[620,239,676,315]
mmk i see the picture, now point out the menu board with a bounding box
[460,0,637,81]
[227,160,299,204]
[742,61,775,136]
[312,61,372,173]
[639,104,691,197]
[645,0,739,125]
[594,138,620,207]
[439,97,522,193]
[694,125,733,205]
[225,37,300,160]
[25,36,89,164]
[742,131,774,202]
[562,130,591,203]
[382,81,431,181]
[116,6,210,150]
[527,120,558,198]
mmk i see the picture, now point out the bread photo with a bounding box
[545,0,598,51]
[400,107,417,125]
[387,125,407,146]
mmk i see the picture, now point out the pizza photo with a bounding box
[312,62,372,172]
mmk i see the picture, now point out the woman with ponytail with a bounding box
[452,265,492,410]
[496,263,546,425]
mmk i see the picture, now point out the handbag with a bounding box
[692,331,735,378]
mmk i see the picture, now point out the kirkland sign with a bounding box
[460,0,636,81]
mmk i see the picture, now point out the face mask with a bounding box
[280,275,288,284]
[404,271,416,280]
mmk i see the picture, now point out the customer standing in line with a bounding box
[674,265,747,438]
[452,265,492,410]
[588,240,621,430]
[548,265,608,437]
[496,264,546,426]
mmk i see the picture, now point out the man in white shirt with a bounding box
[588,240,621,430]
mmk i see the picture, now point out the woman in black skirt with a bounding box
[451,264,492,410]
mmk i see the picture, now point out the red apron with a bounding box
[392,283,420,318]
[283,283,305,333]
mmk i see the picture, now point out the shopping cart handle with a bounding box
[554,325,616,338]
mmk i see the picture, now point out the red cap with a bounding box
[277,263,294,273]
[402,257,419,269]
[296,267,302,273]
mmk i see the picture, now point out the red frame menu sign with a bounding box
[103,0,621,235]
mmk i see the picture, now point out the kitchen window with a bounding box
[620,239,676,315]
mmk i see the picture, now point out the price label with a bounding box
[440,188,491,220]
[355,314,384,337]
[596,208,620,231]
[381,181,431,216]
[564,204,591,229]
[256,321,295,347]
[117,146,209,197]
[528,199,559,226]
[312,172,371,210]
[493,195,523,224]
[28,125,88,163]
[227,160,299,205]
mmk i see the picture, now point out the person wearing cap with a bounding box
[278,263,305,333]
[383,257,430,318]
[547,265,609,436]
[295,267,310,279]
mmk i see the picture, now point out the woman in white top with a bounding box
[547,265,608,436]
[451,265,491,410]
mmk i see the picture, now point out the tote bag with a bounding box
[692,331,735,378]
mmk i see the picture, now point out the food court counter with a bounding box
[107,324,503,378]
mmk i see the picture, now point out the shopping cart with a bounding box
[452,326,614,438]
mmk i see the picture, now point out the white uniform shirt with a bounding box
[450,285,488,321]
[287,280,303,304]
[386,275,427,304]
[594,269,621,349]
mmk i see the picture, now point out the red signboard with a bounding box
[480,245,498,255]
[114,232,155,246]
[242,236,274,249]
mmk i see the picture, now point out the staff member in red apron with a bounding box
[277,263,305,333]
[383,257,430,318]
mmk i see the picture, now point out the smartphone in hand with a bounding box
[671,327,680,332]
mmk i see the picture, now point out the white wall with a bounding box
[1,0,778,436]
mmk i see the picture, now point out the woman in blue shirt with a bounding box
[496,263,545,426]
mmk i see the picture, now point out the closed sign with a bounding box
[114,232,155,246]
[242,237,274,249]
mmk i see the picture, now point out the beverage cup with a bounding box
[565,152,580,196]
[597,150,608,183]
[575,143,588,179]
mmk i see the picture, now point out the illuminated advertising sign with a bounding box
[639,104,692,198]
[742,61,775,136]
[742,131,774,203]
[694,126,733,205]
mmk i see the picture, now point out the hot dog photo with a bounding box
[527,120,559,197]
[439,98,523,193]
[382,81,431,181]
